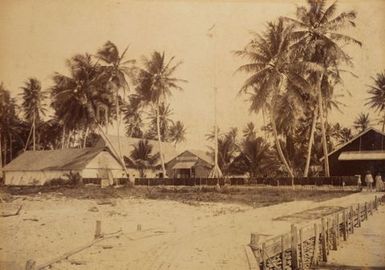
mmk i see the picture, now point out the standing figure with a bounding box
[365,171,374,192]
[375,172,384,192]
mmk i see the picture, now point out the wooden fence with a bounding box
[135,176,358,187]
[247,195,384,270]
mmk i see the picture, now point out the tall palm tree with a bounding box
[235,19,315,178]
[96,41,136,160]
[20,78,47,151]
[366,71,385,130]
[135,51,186,177]
[353,112,370,133]
[0,84,24,165]
[283,0,361,176]
[129,139,160,178]
[168,120,186,146]
[51,54,113,146]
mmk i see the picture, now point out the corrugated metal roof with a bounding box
[172,161,197,169]
[338,151,385,161]
[2,147,106,171]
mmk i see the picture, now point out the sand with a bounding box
[0,191,381,270]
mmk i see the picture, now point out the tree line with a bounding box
[1,0,385,178]
[215,0,385,178]
[0,43,186,177]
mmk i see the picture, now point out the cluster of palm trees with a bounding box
[0,43,186,174]
[207,123,280,177]
[236,0,363,177]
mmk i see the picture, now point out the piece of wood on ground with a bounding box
[244,245,260,270]
[1,204,23,218]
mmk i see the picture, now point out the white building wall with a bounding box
[4,170,73,186]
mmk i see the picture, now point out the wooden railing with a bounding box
[246,195,383,270]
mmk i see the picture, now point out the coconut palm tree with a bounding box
[168,121,186,146]
[0,84,24,165]
[354,112,370,133]
[242,122,256,141]
[96,41,136,159]
[283,0,361,176]
[20,78,47,151]
[129,139,160,177]
[135,51,186,177]
[366,71,385,130]
[230,137,279,177]
[51,54,113,147]
[235,19,316,178]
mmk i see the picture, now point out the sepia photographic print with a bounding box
[1,0,385,269]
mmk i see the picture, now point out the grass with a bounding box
[0,184,357,207]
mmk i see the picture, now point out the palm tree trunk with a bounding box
[317,73,330,177]
[9,133,13,161]
[32,111,36,151]
[61,124,66,149]
[3,135,7,164]
[83,126,89,148]
[304,106,318,177]
[270,105,294,178]
[0,132,2,167]
[116,90,123,167]
[156,104,167,177]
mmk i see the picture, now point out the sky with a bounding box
[1,0,385,152]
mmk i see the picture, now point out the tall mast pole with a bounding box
[208,24,223,180]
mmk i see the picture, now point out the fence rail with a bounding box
[247,195,384,270]
[135,176,358,187]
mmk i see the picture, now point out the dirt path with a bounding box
[0,191,381,270]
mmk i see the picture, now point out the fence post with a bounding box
[291,224,299,270]
[312,223,319,266]
[332,217,337,251]
[321,218,328,262]
[336,213,340,247]
[281,235,286,270]
[342,210,347,241]
[261,242,266,270]
[365,202,368,220]
[357,204,361,227]
[374,196,378,210]
[299,228,304,269]
[350,206,354,233]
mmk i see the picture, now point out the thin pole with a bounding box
[32,111,36,151]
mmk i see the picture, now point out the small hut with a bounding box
[166,150,213,178]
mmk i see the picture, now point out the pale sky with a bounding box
[1,0,384,151]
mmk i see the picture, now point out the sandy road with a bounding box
[0,191,381,270]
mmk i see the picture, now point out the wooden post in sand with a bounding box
[95,220,102,239]
[291,224,299,270]
[342,210,347,241]
[281,235,286,270]
[364,202,368,220]
[357,204,361,227]
[25,260,36,270]
[374,196,378,210]
[312,223,319,266]
[321,218,327,262]
[332,217,337,251]
[299,228,304,269]
[335,213,340,246]
[350,206,354,233]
